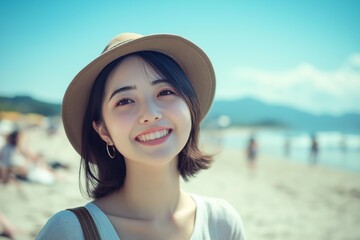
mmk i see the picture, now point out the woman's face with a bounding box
[93,56,192,165]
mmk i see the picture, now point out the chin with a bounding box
[126,151,180,166]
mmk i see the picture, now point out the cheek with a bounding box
[105,113,135,139]
[172,101,192,133]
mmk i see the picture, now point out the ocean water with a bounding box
[201,128,360,172]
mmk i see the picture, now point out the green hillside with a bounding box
[0,96,61,116]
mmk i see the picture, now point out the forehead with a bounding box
[107,56,160,85]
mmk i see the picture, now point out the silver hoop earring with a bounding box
[106,144,115,159]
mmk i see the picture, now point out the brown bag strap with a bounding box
[68,207,101,240]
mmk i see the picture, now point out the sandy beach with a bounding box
[1,127,360,240]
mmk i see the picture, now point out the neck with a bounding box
[110,158,183,220]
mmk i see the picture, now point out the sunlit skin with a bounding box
[92,56,196,239]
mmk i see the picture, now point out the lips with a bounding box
[136,128,172,143]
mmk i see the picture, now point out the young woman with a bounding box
[36,33,244,239]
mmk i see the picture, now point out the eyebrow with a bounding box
[108,79,170,102]
[152,79,170,86]
[108,85,136,102]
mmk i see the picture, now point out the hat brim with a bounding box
[62,34,215,156]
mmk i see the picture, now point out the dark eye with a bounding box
[158,89,175,97]
[116,98,134,106]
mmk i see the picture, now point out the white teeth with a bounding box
[138,130,169,142]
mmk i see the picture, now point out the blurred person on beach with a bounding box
[339,135,347,154]
[0,211,22,239]
[284,137,291,157]
[309,134,319,164]
[0,130,27,183]
[246,134,258,172]
[0,130,61,185]
[36,33,244,239]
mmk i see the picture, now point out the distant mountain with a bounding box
[0,96,61,116]
[203,97,360,133]
[2,95,359,133]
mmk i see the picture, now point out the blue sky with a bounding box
[0,1,359,115]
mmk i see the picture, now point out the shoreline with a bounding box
[200,127,360,173]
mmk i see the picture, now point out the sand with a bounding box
[1,127,360,240]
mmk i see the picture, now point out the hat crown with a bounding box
[102,33,143,53]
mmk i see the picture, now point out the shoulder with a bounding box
[193,194,245,239]
[201,195,243,225]
[35,210,84,240]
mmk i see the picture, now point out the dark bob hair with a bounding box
[81,51,213,198]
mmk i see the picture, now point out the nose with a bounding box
[138,101,163,124]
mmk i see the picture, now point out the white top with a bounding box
[36,194,245,239]
[0,144,14,167]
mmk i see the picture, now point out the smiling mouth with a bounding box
[136,129,172,142]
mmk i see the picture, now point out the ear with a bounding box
[92,121,113,145]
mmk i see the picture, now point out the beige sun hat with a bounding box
[62,33,216,155]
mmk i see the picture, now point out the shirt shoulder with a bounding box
[194,194,245,240]
[35,210,84,240]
